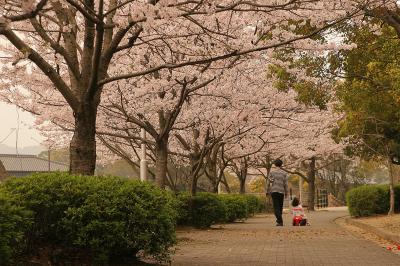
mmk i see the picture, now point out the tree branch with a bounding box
[29,18,80,79]
[5,0,48,22]
[100,12,357,86]
[0,28,78,111]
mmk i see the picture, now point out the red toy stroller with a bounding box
[292,216,308,226]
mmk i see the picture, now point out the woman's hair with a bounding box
[292,197,299,207]
[273,159,283,167]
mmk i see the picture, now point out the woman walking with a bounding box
[266,159,288,226]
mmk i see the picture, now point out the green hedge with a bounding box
[1,173,267,263]
[346,184,400,217]
[177,192,227,228]
[220,195,248,222]
[176,193,265,228]
[395,185,400,213]
[243,194,265,215]
[0,191,32,265]
[0,173,177,264]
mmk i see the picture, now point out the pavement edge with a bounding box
[344,216,400,244]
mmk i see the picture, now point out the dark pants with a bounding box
[271,192,284,224]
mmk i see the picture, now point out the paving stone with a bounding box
[172,210,400,265]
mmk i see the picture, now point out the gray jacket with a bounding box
[267,168,288,195]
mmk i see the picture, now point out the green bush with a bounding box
[395,185,400,213]
[220,195,248,222]
[242,194,265,215]
[346,184,400,217]
[175,192,190,225]
[176,193,266,228]
[177,192,227,228]
[0,190,32,265]
[1,173,177,264]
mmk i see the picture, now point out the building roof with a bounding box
[0,154,68,172]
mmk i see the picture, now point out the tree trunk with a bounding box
[239,178,246,194]
[0,160,8,181]
[308,179,315,211]
[222,173,231,193]
[238,158,248,194]
[206,144,219,191]
[212,183,219,193]
[190,176,198,195]
[212,165,225,193]
[389,184,395,215]
[189,152,202,195]
[307,157,316,211]
[155,138,168,189]
[69,104,97,175]
[208,163,218,192]
[388,161,395,215]
[337,187,346,204]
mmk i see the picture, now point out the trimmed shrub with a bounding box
[0,190,32,265]
[176,192,227,228]
[242,194,265,215]
[188,192,227,228]
[346,184,400,217]
[395,185,400,213]
[176,193,266,228]
[219,195,248,222]
[175,192,191,225]
[1,173,177,264]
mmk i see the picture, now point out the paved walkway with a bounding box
[172,210,400,265]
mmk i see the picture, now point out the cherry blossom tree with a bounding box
[239,89,344,210]
[98,63,227,188]
[0,0,363,175]
[96,57,269,190]
[275,107,343,211]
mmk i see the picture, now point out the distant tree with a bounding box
[96,160,139,178]
[38,148,69,164]
[333,24,400,215]
[248,176,266,193]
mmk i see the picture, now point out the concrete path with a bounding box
[172,210,400,265]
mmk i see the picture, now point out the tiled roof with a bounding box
[0,154,68,172]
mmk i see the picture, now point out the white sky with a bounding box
[0,102,44,148]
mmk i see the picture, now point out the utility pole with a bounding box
[140,128,148,181]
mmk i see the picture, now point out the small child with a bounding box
[291,197,308,226]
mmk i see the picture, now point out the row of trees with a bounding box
[0,0,345,173]
[333,23,400,214]
[283,13,400,213]
[2,1,400,212]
